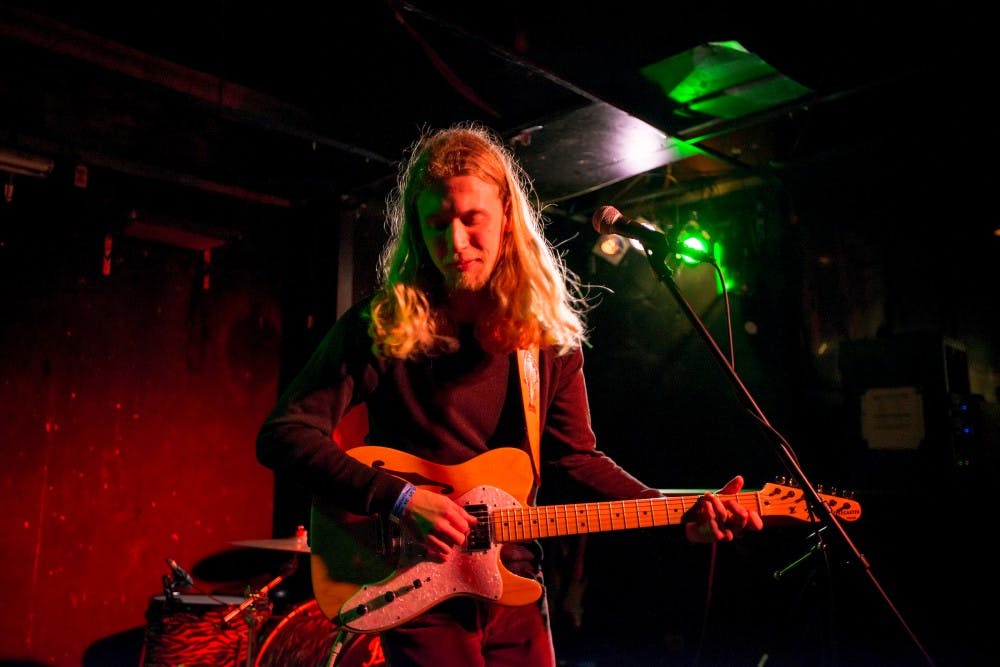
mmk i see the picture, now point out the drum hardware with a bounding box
[161,556,195,606]
[218,555,299,667]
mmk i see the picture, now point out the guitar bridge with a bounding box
[371,514,402,558]
[465,504,490,551]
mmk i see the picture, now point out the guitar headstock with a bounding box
[757,481,862,525]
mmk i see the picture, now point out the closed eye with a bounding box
[423,211,486,231]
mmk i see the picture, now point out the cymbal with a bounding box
[229,535,310,553]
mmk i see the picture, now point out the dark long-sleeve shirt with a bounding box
[256,298,662,520]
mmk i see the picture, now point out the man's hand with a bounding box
[684,475,764,544]
[401,487,478,561]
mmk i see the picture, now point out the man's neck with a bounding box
[446,289,489,323]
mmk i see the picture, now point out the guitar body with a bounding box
[310,446,539,633]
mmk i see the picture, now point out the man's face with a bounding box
[416,175,507,292]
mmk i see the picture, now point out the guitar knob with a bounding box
[354,605,368,617]
[383,591,395,602]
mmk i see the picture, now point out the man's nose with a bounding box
[448,219,469,250]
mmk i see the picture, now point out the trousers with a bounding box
[379,566,555,667]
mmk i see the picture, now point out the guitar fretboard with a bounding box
[490,493,764,542]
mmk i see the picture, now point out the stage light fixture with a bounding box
[674,214,713,265]
[591,233,630,266]
[671,212,738,294]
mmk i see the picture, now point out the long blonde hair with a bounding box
[368,122,587,359]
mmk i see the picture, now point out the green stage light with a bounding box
[675,215,712,266]
[673,214,736,294]
[677,234,711,265]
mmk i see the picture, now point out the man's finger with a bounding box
[717,475,744,495]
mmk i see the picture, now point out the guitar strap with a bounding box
[516,346,541,485]
[518,346,586,630]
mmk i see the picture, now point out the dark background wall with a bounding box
[0,187,286,666]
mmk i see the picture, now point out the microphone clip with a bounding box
[165,557,194,592]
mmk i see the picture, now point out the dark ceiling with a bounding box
[0,0,992,241]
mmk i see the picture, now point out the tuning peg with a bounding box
[816,483,824,493]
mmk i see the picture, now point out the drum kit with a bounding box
[140,527,383,667]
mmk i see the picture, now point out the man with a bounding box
[256,122,763,666]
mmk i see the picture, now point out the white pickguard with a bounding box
[338,485,522,633]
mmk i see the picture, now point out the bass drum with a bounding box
[255,599,384,667]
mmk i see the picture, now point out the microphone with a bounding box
[592,206,714,263]
[166,557,194,589]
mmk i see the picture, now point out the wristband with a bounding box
[390,483,416,522]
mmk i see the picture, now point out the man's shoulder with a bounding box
[343,294,376,317]
[329,295,377,331]
[538,344,584,369]
[318,296,376,349]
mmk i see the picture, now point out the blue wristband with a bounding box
[390,483,416,522]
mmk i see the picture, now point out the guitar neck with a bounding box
[491,493,758,542]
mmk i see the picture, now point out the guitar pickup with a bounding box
[465,504,490,551]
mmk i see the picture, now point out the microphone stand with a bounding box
[636,241,936,667]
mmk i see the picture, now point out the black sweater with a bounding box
[256,298,662,521]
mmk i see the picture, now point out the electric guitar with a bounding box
[310,446,861,633]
